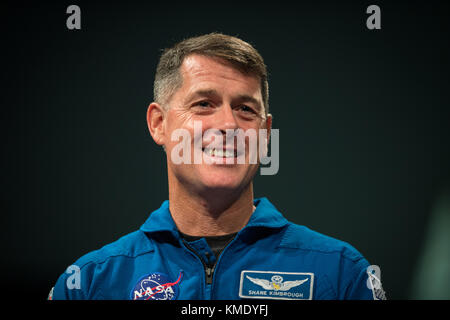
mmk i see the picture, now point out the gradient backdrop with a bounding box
[2,0,449,300]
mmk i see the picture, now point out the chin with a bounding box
[195,166,255,191]
[199,174,243,190]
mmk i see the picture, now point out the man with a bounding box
[50,33,386,300]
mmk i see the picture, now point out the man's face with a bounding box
[161,54,271,194]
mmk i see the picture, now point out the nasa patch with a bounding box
[130,271,183,300]
[239,270,314,300]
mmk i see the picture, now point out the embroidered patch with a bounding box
[47,287,54,300]
[239,270,314,300]
[366,266,387,300]
[130,271,183,300]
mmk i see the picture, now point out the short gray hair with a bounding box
[153,33,269,115]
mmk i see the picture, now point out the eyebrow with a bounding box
[184,89,263,111]
[234,94,262,111]
[184,89,220,104]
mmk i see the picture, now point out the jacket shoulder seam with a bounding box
[278,224,364,262]
[75,230,155,270]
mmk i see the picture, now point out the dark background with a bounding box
[1,0,449,300]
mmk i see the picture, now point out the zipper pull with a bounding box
[206,266,213,285]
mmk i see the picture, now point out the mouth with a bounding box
[202,147,240,158]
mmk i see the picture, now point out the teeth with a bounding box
[204,148,235,158]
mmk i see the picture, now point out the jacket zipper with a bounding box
[182,237,236,286]
[208,236,238,298]
[182,240,214,285]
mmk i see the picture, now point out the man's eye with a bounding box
[238,105,256,114]
[196,101,211,108]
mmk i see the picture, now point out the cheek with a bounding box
[165,109,194,131]
[164,112,195,146]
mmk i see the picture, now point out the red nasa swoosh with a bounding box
[144,271,183,300]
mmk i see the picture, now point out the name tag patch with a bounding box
[239,270,314,300]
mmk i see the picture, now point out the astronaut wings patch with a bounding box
[239,270,314,300]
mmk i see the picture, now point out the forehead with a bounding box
[179,54,261,96]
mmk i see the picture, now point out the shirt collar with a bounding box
[246,197,289,229]
[140,197,289,237]
[140,200,177,235]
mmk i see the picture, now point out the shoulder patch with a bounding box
[366,265,387,300]
[47,287,54,300]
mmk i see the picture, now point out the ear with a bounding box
[146,102,166,146]
[265,113,272,144]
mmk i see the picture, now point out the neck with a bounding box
[168,179,255,237]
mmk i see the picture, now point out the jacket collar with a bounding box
[140,197,289,237]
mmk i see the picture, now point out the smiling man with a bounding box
[50,33,385,300]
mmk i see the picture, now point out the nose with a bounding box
[215,104,238,133]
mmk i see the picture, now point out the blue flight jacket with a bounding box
[51,198,380,300]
